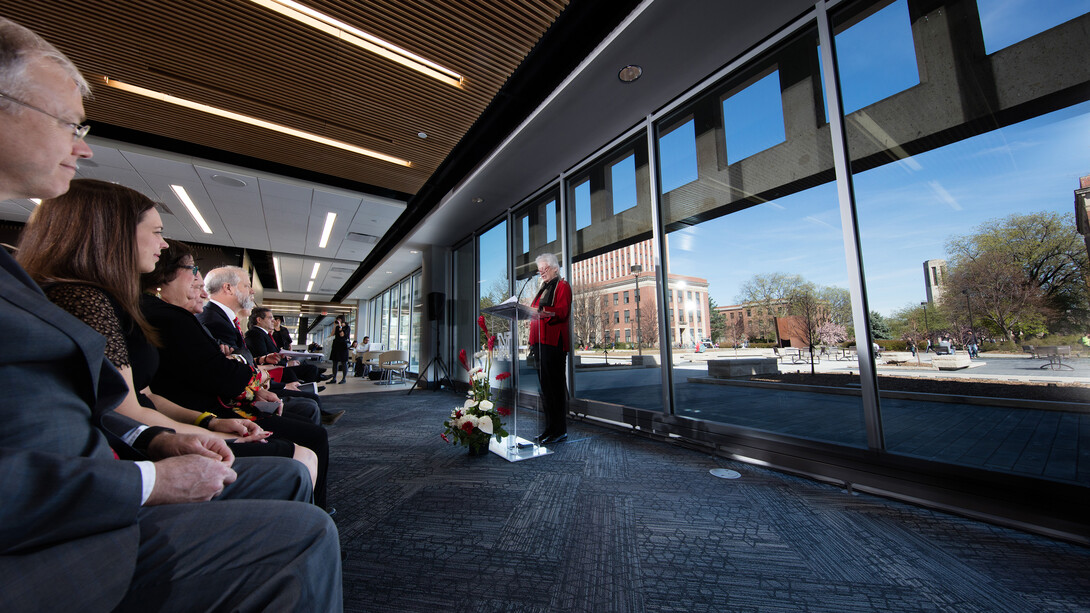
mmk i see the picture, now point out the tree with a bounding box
[783,285,823,374]
[817,286,852,327]
[944,251,1050,341]
[737,273,808,344]
[635,301,659,349]
[869,311,893,340]
[570,281,604,348]
[708,296,727,344]
[946,210,1088,332]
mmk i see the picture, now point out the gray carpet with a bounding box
[322,390,1090,612]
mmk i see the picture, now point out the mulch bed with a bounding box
[750,372,1090,404]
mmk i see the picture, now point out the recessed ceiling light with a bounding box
[618,64,643,83]
[417,132,427,139]
[409,250,419,254]
[99,76,411,167]
[385,271,393,274]
[472,197,484,204]
[310,262,321,279]
[318,212,337,248]
[273,256,283,292]
[306,281,314,292]
[170,184,213,234]
[303,294,310,301]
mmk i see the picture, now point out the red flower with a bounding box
[487,335,496,351]
[459,349,469,371]
[460,421,475,434]
[454,410,463,418]
[478,315,488,335]
[441,433,450,443]
[497,406,511,416]
[495,372,510,381]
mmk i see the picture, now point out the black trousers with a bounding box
[536,343,568,436]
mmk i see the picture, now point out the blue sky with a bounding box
[476,0,1090,318]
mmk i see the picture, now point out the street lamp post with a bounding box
[630,264,643,356]
[920,301,930,348]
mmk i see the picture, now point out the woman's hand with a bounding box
[209,417,271,443]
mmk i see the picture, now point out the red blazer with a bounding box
[529,277,571,352]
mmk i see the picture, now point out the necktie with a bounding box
[233,317,244,339]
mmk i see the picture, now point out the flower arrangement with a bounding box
[442,315,511,454]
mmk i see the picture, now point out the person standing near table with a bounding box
[528,252,571,445]
[330,314,350,384]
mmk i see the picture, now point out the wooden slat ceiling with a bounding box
[1,0,568,196]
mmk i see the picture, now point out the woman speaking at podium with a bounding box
[528,252,571,445]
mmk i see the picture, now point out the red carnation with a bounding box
[461,421,475,434]
[459,349,469,371]
[497,406,511,416]
[495,372,510,381]
[478,315,488,335]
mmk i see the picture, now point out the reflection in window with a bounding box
[833,0,919,115]
[574,180,591,230]
[977,0,1090,54]
[611,154,638,214]
[546,199,558,242]
[722,70,785,163]
[659,118,698,193]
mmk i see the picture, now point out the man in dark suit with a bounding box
[199,266,340,425]
[247,306,327,383]
[0,17,342,612]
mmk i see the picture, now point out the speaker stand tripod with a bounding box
[409,321,454,395]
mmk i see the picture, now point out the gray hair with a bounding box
[535,252,559,270]
[204,266,245,296]
[0,18,90,108]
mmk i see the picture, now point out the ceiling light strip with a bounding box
[318,212,337,248]
[170,184,213,234]
[310,262,321,279]
[273,256,284,292]
[248,0,464,88]
[306,280,314,292]
[99,77,412,167]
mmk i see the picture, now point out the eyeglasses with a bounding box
[179,264,200,277]
[0,91,90,140]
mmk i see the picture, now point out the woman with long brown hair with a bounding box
[17,178,318,484]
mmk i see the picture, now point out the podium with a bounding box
[482,301,553,462]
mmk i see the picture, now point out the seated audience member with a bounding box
[142,240,334,511]
[0,17,340,612]
[19,178,321,490]
[273,314,294,349]
[248,306,327,383]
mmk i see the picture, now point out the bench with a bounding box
[1036,345,1073,370]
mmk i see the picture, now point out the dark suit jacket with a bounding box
[144,295,257,414]
[273,327,292,350]
[0,248,144,610]
[199,301,246,351]
[246,326,284,363]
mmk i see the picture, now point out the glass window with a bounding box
[478,220,510,353]
[410,272,422,371]
[835,0,1090,481]
[625,310,631,323]
[514,190,561,395]
[611,154,639,214]
[722,70,786,163]
[380,290,391,349]
[831,0,919,115]
[399,278,411,352]
[568,133,663,411]
[977,0,1090,54]
[659,118,699,193]
[658,24,866,444]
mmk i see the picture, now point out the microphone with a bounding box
[515,274,535,304]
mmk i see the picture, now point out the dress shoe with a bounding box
[315,385,326,393]
[318,373,334,382]
[541,433,568,445]
[321,410,346,425]
[337,379,346,384]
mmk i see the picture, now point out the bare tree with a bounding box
[570,281,604,348]
[737,273,808,343]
